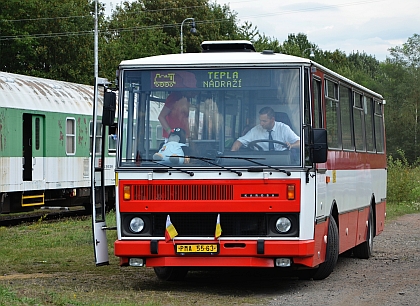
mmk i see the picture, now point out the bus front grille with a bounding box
[132,184,234,201]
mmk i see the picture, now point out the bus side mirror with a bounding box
[102,91,116,126]
[311,128,327,163]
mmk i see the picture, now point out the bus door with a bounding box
[22,114,45,182]
[312,77,327,218]
[91,79,116,266]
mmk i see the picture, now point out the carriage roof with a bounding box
[0,72,97,115]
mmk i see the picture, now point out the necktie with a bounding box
[268,130,274,151]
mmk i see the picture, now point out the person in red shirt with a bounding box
[158,91,196,140]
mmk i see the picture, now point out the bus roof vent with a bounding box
[201,40,256,52]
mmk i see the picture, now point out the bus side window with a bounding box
[313,78,323,128]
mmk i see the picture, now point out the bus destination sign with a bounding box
[151,69,271,89]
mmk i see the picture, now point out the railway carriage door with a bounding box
[22,114,45,182]
[32,116,45,181]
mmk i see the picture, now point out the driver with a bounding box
[230,107,300,151]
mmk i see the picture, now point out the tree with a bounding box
[279,33,317,57]
[0,0,99,84]
[383,34,420,162]
[99,0,241,81]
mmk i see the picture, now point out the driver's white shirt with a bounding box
[237,121,300,151]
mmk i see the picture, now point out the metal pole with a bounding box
[94,0,98,79]
[92,0,99,160]
[91,0,99,214]
[181,18,194,54]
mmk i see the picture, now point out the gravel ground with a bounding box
[1,213,419,305]
[265,213,420,306]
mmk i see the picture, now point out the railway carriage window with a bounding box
[108,124,117,154]
[325,79,340,149]
[353,92,366,151]
[90,121,102,155]
[365,97,375,152]
[108,136,117,153]
[340,85,353,150]
[374,101,385,153]
[66,118,76,154]
[35,117,40,150]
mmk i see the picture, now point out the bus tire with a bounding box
[353,208,373,259]
[300,216,339,280]
[153,267,188,281]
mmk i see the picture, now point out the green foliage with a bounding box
[387,150,416,203]
[387,149,420,219]
[0,0,99,84]
[278,33,317,57]
[0,286,39,305]
[389,33,420,68]
[383,34,420,163]
[100,0,242,81]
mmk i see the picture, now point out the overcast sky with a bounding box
[104,0,420,61]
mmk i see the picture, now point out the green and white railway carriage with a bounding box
[0,72,115,213]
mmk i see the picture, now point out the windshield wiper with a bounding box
[187,156,243,176]
[142,159,194,176]
[215,156,291,176]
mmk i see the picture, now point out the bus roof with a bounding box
[119,51,383,100]
[120,51,309,68]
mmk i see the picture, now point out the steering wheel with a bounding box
[247,139,289,151]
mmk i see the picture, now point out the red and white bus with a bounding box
[92,40,386,281]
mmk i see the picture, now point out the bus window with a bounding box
[374,101,385,153]
[118,68,302,168]
[340,85,354,150]
[313,78,323,128]
[353,92,366,151]
[325,79,340,149]
[364,97,375,152]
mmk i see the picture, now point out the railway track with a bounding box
[0,206,90,227]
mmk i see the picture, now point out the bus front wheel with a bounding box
[153,267,189,281]
[299,216,339,280]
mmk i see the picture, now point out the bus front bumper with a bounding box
[114,239,317,268]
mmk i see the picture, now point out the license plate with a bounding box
[175,244,218,254]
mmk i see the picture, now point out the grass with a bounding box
[0,212,260,306]
[0,212,149,306]
[0,213,116,276]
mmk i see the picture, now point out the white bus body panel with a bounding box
[317,168,387,215]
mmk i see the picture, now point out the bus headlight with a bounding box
[275,217,292,233]
[129,217,145,233]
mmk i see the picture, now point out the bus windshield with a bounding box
[118,67,303,168]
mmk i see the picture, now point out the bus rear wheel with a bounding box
[353,208,374,259]
[153,267,189,281]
